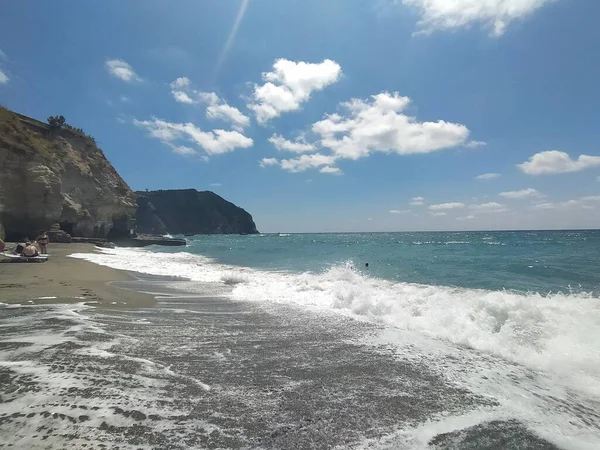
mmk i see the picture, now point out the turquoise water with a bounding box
[175,230,600,295]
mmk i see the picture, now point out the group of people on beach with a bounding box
[0,232,49,257]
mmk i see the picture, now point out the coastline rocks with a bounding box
[136,189,259,235]
[0,108,136,241]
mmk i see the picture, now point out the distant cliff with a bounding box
[136,189,259,235]
[0,107,136,241]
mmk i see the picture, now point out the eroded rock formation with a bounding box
[0,108,136,241]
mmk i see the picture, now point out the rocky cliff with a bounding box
[136,190,259,235]
[0,107,136,241]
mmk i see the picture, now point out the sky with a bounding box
[1,0,600,232]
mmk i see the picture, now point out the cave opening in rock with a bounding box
[59,221,75,236]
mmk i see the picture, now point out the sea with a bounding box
[1,230,600,449]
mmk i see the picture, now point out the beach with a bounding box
[0,244,155,307]
[1,238,598,449]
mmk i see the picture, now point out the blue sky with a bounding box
[1,0,600,232]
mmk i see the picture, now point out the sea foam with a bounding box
[69,248,600,392]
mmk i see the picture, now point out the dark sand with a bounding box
[0,249,568,449]
[0,243,154,307]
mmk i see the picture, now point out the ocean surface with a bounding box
[2,230,600,449]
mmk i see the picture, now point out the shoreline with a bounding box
[0,243,155,308]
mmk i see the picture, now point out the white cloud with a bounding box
[319,166,342,175]
[260,158,279,168]
[248,58,342,124]
[476,173,500,180]
[169,78,250,130]
[389,209,411,214]
[170,77,190,89]
[456,215,476,221]
[280,153,338,173]
[499,188,542,199]
[106,59,140,83]
[269,134,316,153]
[410,196,425,206]
[429,202,465,211]
[430,212,447,217]
[172,91,195,104]
[210,183,222,187]
[206,102,250,131]
[402,0,557,37]
[133,118,253,156]
[0,70,8,84]
[532,195,600,211]
[120,95,131,103]
[466,140,487,148]
[313,92,475,161]
[518,150,600,175]
[469,202,508,213]
[116,117,126,124]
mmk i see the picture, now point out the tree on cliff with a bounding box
[47,115,66,131]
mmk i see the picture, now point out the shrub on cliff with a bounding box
[47,115,66,131]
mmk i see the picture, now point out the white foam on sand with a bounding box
[68,247,600,448]
[69,248,600,391]
[0,303,221,449]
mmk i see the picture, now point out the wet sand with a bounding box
[0,244,154,307]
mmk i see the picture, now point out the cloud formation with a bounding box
[469,202,508,213]
[269,134,316,153]
[133,118,253,156]
[170,78,250,131]
[476,173,500,180]
[402,0,557,36]
[0,70,8,84]
[518,151,600,175]
[389,209,411,214]
[456,215,476,221]
[106,59,140,83]
[248,59,342,124]
[429,202,465,211]
[313,92,475,161]
[499,188,542,199]
[410,196,425,206]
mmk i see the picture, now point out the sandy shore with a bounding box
[0,243,155,307]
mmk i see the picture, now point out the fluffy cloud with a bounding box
[170,78,250,131]
[0,70,8,84]
[280,153,338,173]
[389,209,411,214]
[456,215,476,221]
[402,0,557,36]
[269,134,316,153]
[469,202,508,213]
[429,202,465,211]
[106,59,140,83]
[410,196,425,206]
[430,212,447,217]
[499,188,542,199]
[248,58,342,124]
[320,166,342,174]
[518,151,600,175]
[476,173,500,180]
[313,92,475,161]
[260,158,279,168]
[133,118,253,156]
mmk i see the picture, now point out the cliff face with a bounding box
[0,108,136,241]
[136,189,259,235]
